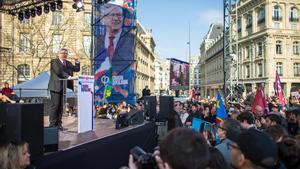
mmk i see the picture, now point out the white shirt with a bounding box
[105,30,122,50]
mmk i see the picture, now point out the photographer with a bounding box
[128,128,210,169]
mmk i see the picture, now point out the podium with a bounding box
[61,75,94,133]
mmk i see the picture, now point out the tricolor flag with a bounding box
[103,67,113,98]
[275,70,285,106]
[216,91,227,125]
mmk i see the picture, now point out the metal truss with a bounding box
[223,0,239,101]
[0,0,54,15]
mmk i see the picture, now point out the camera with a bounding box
[130,146,157,169]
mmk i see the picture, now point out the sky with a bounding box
[137,0,223,62]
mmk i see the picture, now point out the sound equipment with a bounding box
[5,103,44,160]
[43,98,52,116]
[115,113,129,129]
[144,96,157,120]
[126,110,144,125]
[0,103,7,144]
[44,127,58,152]
[158,96,174,120]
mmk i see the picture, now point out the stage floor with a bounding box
[44,116,146,150]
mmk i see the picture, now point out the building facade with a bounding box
[234,0,300,97]
[200,23,224,98]
[189,55,200,89]
[135,20,155,98]
[1,1,158,100]
[0,0,92,86]
[154,56,169,95]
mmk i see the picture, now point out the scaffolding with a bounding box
[223,0,239,102]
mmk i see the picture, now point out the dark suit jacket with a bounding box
[48,58,80,92]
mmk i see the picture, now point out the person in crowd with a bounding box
[48,48,80,130]
[185,103,203,126]
[128,128,210,169]
[278,136,300,169]
[287,108,300,135]
[215,118,242,165]
[7,141,33,169]
[142,85,151,98]
[227,128,279,169]
[264,125,288,142]
[1,82,13,98]
[207,147,229,169]
[236,111,257,129]
[264,114,282,128]
[0,93,16,103]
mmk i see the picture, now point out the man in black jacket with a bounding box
[48,48,80,130]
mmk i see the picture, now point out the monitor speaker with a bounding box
[44,127,58,152]
[126,110,144,125]
[158,96,174,120]
[144,96,157,120]
[5,103,44,160]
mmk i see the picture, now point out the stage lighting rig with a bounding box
[44,4,50,14]
[30,8,36,17]
[73,0,84,12]
[97,0,111,4]
[24,10,30,19]
[36,6,42,16]
[50,2,56,12]
[57,0,63,10]
[18,11,24,21]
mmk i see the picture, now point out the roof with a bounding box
[204,23,223,40]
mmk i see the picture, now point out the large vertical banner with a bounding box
[169,58,190,90]
[93,0,137,105]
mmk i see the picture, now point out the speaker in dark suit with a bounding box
[48,48,80,129]
[5,103,44,160]
[144,96,157,121]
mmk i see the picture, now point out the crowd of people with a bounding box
[123,91,300,169]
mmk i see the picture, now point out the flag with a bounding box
[103,67,113,98]
[216,91,227,125]
[251,84,268,114]
[275,71,285,106]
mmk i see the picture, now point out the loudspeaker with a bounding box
[115,113,128,129]
[0,103,7,144]
[126,110,144,125]
[144,96,157,120]
[43,98,52,116]
[44,127,58,152]
[5,103,44,160]
[158,96,174,120]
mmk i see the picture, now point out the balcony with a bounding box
[289,17,299,22]
[272,16,282,21]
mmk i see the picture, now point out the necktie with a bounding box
[108,36,115,59]
[63,60,66,67]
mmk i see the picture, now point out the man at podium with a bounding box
[48,48,80,130]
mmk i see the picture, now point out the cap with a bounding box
[227,128,278,168]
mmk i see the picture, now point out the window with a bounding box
[258,63,263,77]
[246,14,252,28]
[257,42,263,56]
[53,35,62,53]
[293,41,300,55]
[82,65,91,75]
[246,65,250,78]
[246,46,252,59]
[276,62,283,76]
[17,64,30,83]
[19,33,30,52]
[276,40,282,54]
[273,5,282,21]
[258,7,265,24]
[84,13,91,26]
[52,12,62,25]
[237,18,241,32]
[290,7,299,22]
[294,63,300,76]
[83,36,91,56]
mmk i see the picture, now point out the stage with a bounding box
[34,116,157,169]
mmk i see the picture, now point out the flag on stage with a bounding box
[275,71,285,106]
[216,91,227,125]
